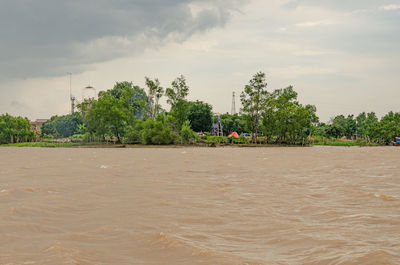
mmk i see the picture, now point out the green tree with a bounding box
[123,119,144,144]
[344,115,357,139]
[379,112,400,144]
[145,77,164,119]
[261,86,317,144]
[240,72,269,143]
[165,75,189,106]
[85,82,147,143]
[41,116,58,137]
[327,115,347,138]
[355,112,367,138]
[86,93,127,143]
[140,115,176,145]
[42,113,83,138]
[187,100,212,132]
[165,75,190,130]
[220,113,247,135]
[0,114,33,144]
[364,112,380,142]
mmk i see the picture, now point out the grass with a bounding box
[312,140,379,147]
[1,139,381,148]
[0,142,106,147]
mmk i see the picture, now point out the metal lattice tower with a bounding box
[211,113,223,136]
[231,91,236,115]
[69,73,75,114]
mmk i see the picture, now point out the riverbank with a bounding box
[0,141,385,148]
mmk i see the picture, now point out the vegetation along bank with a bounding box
[1,72,399,146]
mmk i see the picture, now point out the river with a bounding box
[0,147,399,264]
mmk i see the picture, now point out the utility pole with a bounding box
[231,91,236,115]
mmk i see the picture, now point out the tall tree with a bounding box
[85,82,147,142]
[145,77,164,119]
[261,86,317,144]
[240,72,269,143]
[165,75,190,129]
[165,75,189,106]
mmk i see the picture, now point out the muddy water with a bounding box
[0,147,399,265]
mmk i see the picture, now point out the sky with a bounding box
[1,0,399,122]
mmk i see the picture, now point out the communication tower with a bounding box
[231,91,236,115]
[69,73,75,114]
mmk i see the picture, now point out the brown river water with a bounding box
[0,146,399,265]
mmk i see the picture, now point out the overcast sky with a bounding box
[1,0,399,121]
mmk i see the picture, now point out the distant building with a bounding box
[30,119,48,133]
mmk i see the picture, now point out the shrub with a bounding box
[123,120,144,144]
[140,116,176,145]
[180,120,198,144]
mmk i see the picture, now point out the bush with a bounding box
[140,116,176,145]
[233,135,250,144]
[123,120,144,144]
[180,120,198,144]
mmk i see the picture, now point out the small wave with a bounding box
[157,232,182,249]
[347,250,397,265]
[368,193,398,201]
[24,187,42,192]
[152,232,261,264]
[43,241,95,265]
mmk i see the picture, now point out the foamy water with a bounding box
[0,146,399,264]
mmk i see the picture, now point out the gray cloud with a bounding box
[0,0,245,79]
[283,0,390,11]
[277,0,400,55]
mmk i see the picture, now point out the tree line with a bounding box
[0,114,34,144]
[315,112,400,145]
[1,71,399,145]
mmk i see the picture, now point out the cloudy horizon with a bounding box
[1,0,399,122]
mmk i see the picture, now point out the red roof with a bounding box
[228,132,239,138]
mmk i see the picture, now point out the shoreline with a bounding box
[0,142,388,148]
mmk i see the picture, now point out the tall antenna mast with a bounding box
[69,73,75,114]
[231,91,236,115]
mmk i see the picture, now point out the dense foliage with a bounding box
[2,71,400,146]
[219,113,247,135]
[0,114,34,144]
[261,86,318,144]
[41,113,83,138]
[187,101,213,132]
[240,72,269,142]
[316,111,400,144]
[86,77,197,144]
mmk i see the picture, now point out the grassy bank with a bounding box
[1,139,383,148]
[0,142,108,148]
[312,140,379,147]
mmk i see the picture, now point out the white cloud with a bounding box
[381,4,400,10]
[292,49,339,56]
[268,66,337,79]
[275,27,288,32]
[295,20,334,27]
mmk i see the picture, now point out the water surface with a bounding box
[0,147,399,264]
